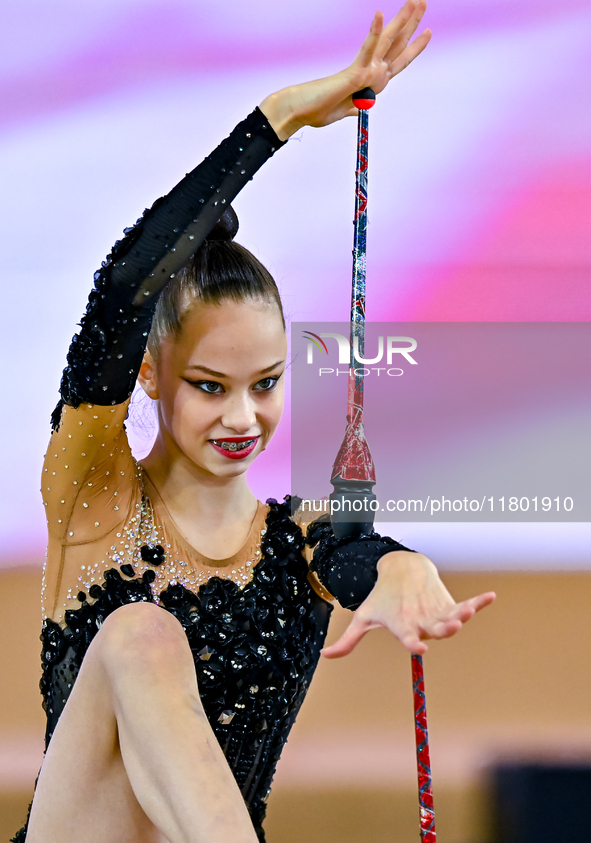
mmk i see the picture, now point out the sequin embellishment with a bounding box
[97,462,267,596]
[16,497,332,843]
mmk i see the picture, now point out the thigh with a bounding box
[25,621,168,843]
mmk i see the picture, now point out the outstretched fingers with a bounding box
[420,616,463,640]
[477,591,497,609]
[321,614,379,658]
[461,591,497,615]
[388,27,431,77]
[356,1,422,70]
[398,626,429,655]
[355,11,385,69]
[321,578,495,658]
[420,591,496,639]
[379,0,426,61]
[389,1,427,44]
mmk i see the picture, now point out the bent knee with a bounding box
[96,601,189,669]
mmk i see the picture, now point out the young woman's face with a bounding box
[147,297,287,478]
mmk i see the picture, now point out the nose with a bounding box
[220,390,258,434]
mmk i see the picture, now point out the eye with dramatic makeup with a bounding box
[253,374,282,392]
[184,373,283,395]
[187,380,224,394]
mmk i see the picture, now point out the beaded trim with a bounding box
[100,462,267,595]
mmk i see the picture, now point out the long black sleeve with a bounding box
[52,107,286,430]
[304,511,416,611]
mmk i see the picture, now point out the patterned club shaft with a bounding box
[330,104,376,485]
[349,106,369,428]
[412,654,437,842]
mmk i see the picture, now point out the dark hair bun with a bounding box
[206,206,239,242]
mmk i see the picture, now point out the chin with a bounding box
[199,446,263,476]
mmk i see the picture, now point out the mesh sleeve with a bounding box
[306,514,416,611]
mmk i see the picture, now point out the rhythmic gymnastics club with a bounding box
[329,89,437,842]
[412,654,437,842]
[329,87,377,541]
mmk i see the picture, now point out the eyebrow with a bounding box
[186,360,285,378]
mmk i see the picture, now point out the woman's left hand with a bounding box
[321,551,496,657]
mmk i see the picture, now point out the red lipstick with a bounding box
[209,436,259,460]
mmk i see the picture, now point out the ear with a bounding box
[137,350,160,400]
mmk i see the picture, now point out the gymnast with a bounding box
[14,3,495,841]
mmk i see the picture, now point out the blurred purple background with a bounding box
[1,0,590,565]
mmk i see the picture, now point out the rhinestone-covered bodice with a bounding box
[6,398,335,843]
[37,496,332,842]
[15,480,332,843]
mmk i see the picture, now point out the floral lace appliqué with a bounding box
[12,496,332,843]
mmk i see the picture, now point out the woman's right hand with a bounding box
[260,0,431,141]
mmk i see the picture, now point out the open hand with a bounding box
[321,551,496,658]
[260,0,432,140]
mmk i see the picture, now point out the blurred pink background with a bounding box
[1,0,590,565]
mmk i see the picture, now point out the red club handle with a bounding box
[412,654,436,842]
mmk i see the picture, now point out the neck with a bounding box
[140,427,258,526]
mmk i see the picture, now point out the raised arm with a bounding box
[51,108,288,430]
[52,0,431,428]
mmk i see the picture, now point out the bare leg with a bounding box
[25,602,259,843]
